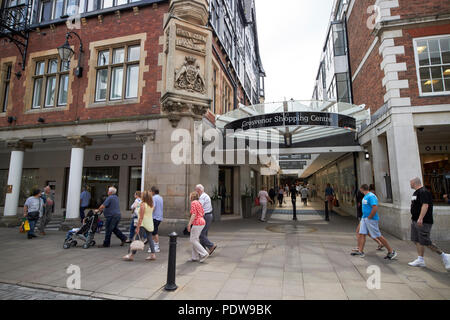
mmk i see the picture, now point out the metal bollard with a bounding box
[324,200,329,221]
[164,232,178,291]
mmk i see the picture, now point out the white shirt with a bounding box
[199,192,213,214]
[258,190,269,204]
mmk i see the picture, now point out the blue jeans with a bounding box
[80,206,87,222]
[103,215,127,247]
[28,219,37,236]
[200,213,214,249]
[129,219,147,240]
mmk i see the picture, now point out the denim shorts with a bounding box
[359,218,382,238]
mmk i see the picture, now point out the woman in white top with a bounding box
[258,186,273,222]
[127,191,142,243]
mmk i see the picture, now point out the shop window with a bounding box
[94,44,140,103]
[0,169,40,207]
[31,57,69,109]
[128,166,141,209]
[1,64,12,113]
[421,154,450,202]
[414,36,450,96]
[62,167,120,208]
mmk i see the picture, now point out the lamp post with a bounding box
[58,31,84,77]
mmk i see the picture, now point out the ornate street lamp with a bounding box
[58,31,84,77]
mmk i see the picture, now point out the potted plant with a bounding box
[210,186,222,222]
[241,185,253,219]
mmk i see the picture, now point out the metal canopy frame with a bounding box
[216,100,370,145]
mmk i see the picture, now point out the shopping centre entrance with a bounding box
[215,100,370,217]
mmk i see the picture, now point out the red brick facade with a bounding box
[0,2,247,131]
[1,4,168,129]
[396,23,450,107]
[347,0,450,114]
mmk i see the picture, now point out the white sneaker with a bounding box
[154,245,161,253]
[442,253,450,271]
[408,258,426,268]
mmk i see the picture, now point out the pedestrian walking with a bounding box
[150,186,163,253]
[187,192,209,263]
[268,187,276,204]
[122,191,156,261]
[325,183,335,213]
[352,189,384,253]
[80,186,91,223]
[285,184,290,197]
[277,186,284,207]
[290,184,297,221]
[39,186,54,235]
[258,186,273,222]
[196,184,217,255]
[23,189,44,239]
[128,191,142,243]
[408,178,450,271]
[96,187,128,248]
[300,185,309,206]
[351,184,397,260]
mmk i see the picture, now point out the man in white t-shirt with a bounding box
[196,184,217,255]
[258,186,273,222]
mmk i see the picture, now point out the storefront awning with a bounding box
[216,100,370,146]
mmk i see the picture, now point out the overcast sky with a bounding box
[255,0,334,103]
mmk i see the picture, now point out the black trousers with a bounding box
[103,215,127,247]
[292,199,296,219]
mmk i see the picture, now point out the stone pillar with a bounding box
[152,0,212,234]
[383,113,422,239]
[137,131,156,192]
[0,140,33,227]
[63,136,92,226]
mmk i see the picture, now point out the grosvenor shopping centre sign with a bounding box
[224,112,357,132]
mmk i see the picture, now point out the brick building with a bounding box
[0,0,265,229]
[309,0,450,240]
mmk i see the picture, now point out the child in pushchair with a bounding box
[63,210,99,249]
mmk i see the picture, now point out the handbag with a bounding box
[254,197,260,206]
[27,211,40,221]
[130,233,145,251]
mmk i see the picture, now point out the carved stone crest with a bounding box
[174,56,206,94]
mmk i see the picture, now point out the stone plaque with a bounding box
[176,27,206,54]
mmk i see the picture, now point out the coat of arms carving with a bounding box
[174,56,206,94]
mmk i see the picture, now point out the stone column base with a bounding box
[158,219,189,238]
[0,215,21,227]
[60,219,82,231]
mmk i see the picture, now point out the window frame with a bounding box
[1,64,12,113]
[413,34,450,97]
[31,57,69,109]
[93,42,141,104]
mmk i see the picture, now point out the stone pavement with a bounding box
[0,200,449,300]
[0,283,99,300]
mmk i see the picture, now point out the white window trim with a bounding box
[413,34,450,97]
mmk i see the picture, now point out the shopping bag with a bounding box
[20,219,30,233]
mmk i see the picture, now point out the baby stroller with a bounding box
[63,210,99,249]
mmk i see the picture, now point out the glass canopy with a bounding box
[216,100,370,145]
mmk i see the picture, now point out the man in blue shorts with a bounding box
[351,184,397,260]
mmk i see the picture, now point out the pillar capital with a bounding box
[136,130,156,144]
[6,140,33,151]
[169,0,209,26]
[67,136,93,148]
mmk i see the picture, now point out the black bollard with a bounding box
[164,232,178,291]
[324,200,330,221]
